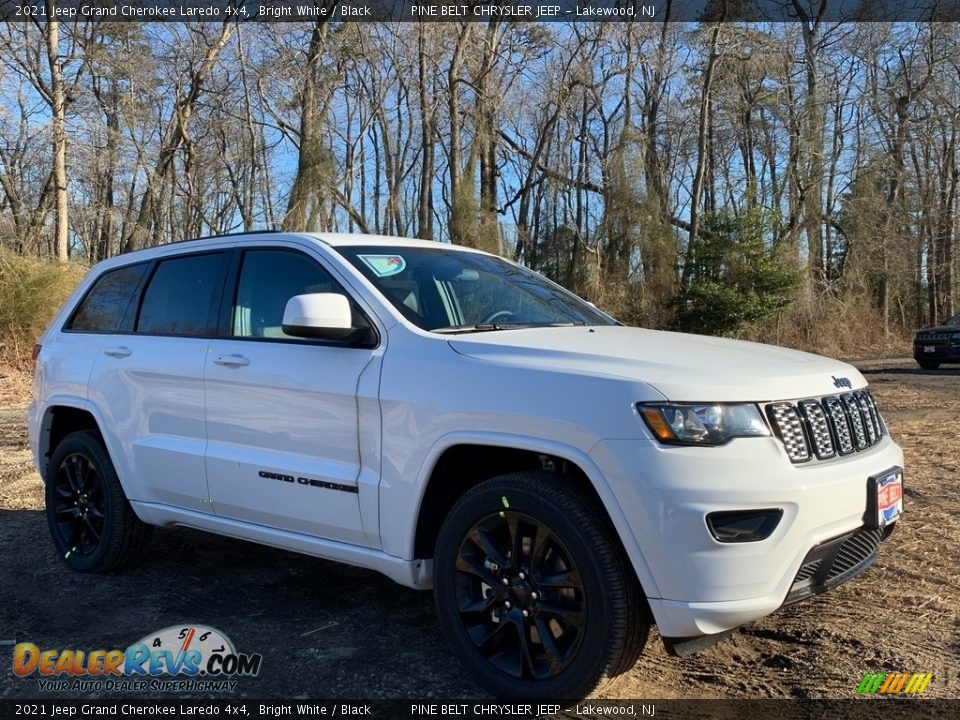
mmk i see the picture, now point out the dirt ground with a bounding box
[0,361,957,700]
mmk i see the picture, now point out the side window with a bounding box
[233,250,350,341]
[68,262,149,333]
[137,253,225,336]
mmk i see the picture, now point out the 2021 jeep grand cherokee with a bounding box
[29,231,904,699]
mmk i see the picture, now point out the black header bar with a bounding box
[1,700,960,719]
[0,0,958,23]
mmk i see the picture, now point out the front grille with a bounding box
[917,331,953,341]
[766,390,884,464]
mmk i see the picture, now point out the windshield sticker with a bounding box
[358,254,406,278]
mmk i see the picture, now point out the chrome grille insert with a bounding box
[768,403,811,462]
[767,390,885,464]
[843,394,868,449]
[824,396,854,454]
[799,400,835,459]
[855,392,877,444]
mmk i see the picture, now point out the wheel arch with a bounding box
[38,399,124,487]
[407,433,663,601]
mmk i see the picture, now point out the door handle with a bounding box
[103,346,131,358]
[213,354,250,368]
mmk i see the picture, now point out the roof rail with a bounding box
[170,229,284,245]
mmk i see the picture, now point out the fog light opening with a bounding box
[707,509,783,543]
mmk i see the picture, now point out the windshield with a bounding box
[946,313,960,326]
[336,246,615,332]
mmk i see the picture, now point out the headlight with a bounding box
[637,403,770,446]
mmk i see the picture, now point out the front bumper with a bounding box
[914,340,960,362]
[589,433,904,639]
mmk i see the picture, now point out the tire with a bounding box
[918,360,940,370]
[433,471,649,700]
[45,430,151,573]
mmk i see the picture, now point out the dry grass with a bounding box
[748,295,913,361]
[0,365,32,408]
[0,249,87,369]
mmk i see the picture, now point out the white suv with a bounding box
[29,232,904,698]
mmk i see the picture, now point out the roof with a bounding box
[103,232,476,269]
[303,232,457,250]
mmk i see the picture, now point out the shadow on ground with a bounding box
[0,508,481,699]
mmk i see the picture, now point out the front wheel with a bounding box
[917,360,941,370]
[45,430,151,572]
[433,472,649,700]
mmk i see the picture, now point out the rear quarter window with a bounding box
[67,262,149,333]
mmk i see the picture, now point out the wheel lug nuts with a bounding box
[518,572,526,580]
[531,592,538,600]
[504,601,511,609]
[522,610,529,618]
[501,578,509,585]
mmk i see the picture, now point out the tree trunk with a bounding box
[416,25,434,240]
[683,19,724,286]
[123,23,235,251]
[45,6,69,262]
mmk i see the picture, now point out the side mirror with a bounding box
[282,293,355,339]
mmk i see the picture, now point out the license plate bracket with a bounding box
[865,467,903,529]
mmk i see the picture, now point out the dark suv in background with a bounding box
[914,312,960,369]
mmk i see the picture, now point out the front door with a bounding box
[204,248,376,545]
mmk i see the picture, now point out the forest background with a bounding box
[2,9,957,364]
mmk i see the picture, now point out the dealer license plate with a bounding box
[924,345,936,353]
[874,470,903,527]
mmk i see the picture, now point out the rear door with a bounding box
[88,250,228,512]
[50,261,150,412]
[203,247,377,545]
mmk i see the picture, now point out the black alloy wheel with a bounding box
[454,510,587,680]
[45,430,151,572]
[434,471,649,700]
[50,451,106,559]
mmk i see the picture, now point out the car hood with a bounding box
[916,325,960,335]
[447,326,866,402]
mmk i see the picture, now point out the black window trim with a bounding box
[131,249,230,339]
[62,260,151,336]
[217,246,380,350]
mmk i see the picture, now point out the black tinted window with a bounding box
[137,253,225,336]
[69,263,148,333]
[233,250,340,341]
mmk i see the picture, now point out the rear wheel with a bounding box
[45,430,150,572]
[433,472,649,699]
[918,360,940,370]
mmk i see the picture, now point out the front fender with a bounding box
[393,430,663,600]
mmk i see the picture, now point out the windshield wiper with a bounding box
[431,323,508,334]
[432,321,588,334]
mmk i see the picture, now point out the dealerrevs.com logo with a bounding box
[12,625,262,692]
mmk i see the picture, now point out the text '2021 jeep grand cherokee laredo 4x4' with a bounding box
[29,232,904,699]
